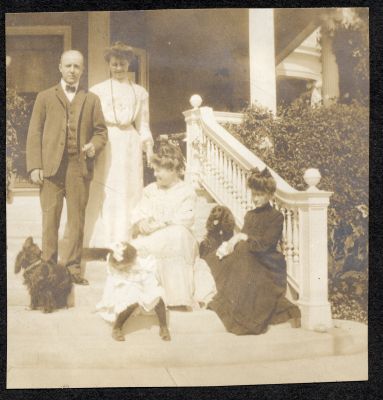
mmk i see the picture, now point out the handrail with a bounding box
[198,107,298,194]
[213,111,244,124]
[184,95,333,331]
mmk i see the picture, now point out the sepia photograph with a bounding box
[5,7,369,389]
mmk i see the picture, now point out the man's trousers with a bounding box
[40,153,90,276]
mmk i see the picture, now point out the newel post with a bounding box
[298,168,333,331]
[183,94,203,188]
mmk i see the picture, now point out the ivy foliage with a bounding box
[227,98,368,323]
[225,8,369,323]
[6,87,29,202]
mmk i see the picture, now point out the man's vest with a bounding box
[63,94,83,154]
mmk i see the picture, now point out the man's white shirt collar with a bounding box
[61,79,79,102]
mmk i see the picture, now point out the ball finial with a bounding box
[190,94,202,109]
[304,168,321,190]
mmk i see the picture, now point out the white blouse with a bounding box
[131,181,197,228]
[90,78,153,144]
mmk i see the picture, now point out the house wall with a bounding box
[6,10,250,137]
[6,12,89,88]
[111,9,250,136]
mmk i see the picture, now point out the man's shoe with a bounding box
[71,274,89,285]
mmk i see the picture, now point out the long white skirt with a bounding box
[131,225,216,307]
[84,126,143,247]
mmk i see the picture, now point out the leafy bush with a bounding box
[6,87,30,202]
[320,8,369,105]
[227,98,368,323]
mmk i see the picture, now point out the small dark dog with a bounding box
[199,205,236,258]
[14,237,73,313]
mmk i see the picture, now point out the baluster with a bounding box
[233,162,241,217]
[272,198,279,210]
[292,208,300,282]
[211,142,217,193]
[245,171,253,210]
[222,152,229,205]
[236,166,243,217]
[200,132,207,179]
[239,168,247,213]
[280,207,287,256]
[205,138,211,188]
[218,148,224,201]
[226,157,234,211]
[285,208,294,276]
[198,132,205,184]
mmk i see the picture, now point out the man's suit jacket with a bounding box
[26,84,108,179]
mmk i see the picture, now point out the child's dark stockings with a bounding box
[155,298,171,341]
[112,303,138,341]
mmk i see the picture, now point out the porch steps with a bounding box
[7,352,368,388]
[6,190,368,387]
[8,256,367,375]
[8,303,367,370]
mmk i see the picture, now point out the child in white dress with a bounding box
[96,242,171,342]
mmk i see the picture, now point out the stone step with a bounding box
[6,335,335,370]
[7,352,368,388]
[7,327,367,371]
[8,302,367,370]
[6,193,215,245]
[8,306,228,336]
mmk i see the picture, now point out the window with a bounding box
[6,26,71,187]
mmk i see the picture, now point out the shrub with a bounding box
[6,87,29,202]
[227,98,368,323]
[320,8,369,105]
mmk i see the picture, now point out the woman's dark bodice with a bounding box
[241,203,284,254]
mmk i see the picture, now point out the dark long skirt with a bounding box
[206,241,300,335]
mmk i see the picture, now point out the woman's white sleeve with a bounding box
[135,91,153,146]
[168,191,196,228]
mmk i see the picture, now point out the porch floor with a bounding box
[6,192,367,388]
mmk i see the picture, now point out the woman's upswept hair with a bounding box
[247,167,276,195]
[104,41,135,63]
[151,142,185,175]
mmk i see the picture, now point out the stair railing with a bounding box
[183,95,333,331]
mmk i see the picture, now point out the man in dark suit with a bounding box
[26,50,108,285]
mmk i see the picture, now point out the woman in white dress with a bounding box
[84,42,153,247]
[131,143,216,308]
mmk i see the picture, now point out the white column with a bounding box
[321,29,340,106]
[249,9,277,114]
[298,169,333,331]
[88,12,110,87]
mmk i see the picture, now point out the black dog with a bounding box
[14,237,73,313]
[199,205,236,258]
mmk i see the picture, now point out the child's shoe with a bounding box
[159,326,171,341]
[112,328,125,341]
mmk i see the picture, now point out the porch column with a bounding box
[298,169,333,331]
[88,11,110,87]
[249,9,277,114]
[321,29,340,105]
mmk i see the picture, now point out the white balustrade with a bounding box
[183,96,333,331]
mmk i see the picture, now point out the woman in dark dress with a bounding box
[205,167,301,335]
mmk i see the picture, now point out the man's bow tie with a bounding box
[65,85,76,93]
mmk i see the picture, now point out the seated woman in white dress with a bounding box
[131,143,216,309]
